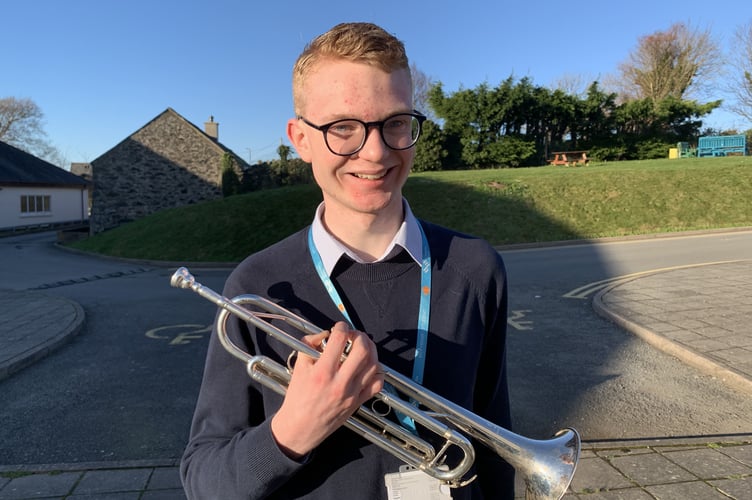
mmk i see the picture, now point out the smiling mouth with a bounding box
[352,171,388,180]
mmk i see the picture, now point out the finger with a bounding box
[296,331,329,366]
[360,364,385,400]
[360,378,384,402]
[339,329,376,366]
[301,330,329,350]
[319,322,353,361]
[336,331,381,391]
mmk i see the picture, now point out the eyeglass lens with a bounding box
[326,115,421,155]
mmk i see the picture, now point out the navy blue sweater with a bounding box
[181,220,514,499]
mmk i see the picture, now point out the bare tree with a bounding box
[410,63,437,121]
[0,96,64,166]
[616,22,722,102]
[552,73,598,98]
[726,20,752,122]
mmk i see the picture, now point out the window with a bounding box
[20,195,51,214]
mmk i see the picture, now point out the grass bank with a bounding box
[70,156,752,262]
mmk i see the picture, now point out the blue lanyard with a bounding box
[307,224,432,429]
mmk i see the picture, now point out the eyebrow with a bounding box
[313,109,415,123]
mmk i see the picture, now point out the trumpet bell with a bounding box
[511,428,579,500]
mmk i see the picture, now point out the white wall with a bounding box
[0,185,89,231]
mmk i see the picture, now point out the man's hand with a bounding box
[270,321,384,459]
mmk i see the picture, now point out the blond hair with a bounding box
[292,22,411,115]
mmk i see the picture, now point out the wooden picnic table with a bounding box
[549,151,589,166]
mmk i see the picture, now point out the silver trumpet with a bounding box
[171,267,580,499]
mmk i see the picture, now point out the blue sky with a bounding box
[3,0,750,166]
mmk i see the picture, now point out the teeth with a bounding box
[354,172,386,180]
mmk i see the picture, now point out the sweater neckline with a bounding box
[332,247,418,282]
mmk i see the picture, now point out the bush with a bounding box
[221,153,241,197]
[413,120,447,172]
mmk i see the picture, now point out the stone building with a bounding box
[89,108,248,234]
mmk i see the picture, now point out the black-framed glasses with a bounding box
[298,111,427,156]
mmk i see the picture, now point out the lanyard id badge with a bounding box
[385,465,453,500]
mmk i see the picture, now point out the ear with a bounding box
[287,118,313,163]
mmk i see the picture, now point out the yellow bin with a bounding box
[669,148,679,159]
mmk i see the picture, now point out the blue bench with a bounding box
[697,135,747,157]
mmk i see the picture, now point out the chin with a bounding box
[353,194,401,215]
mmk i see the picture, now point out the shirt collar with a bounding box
[310,199,423,276]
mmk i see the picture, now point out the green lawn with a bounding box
[70,156,752,262]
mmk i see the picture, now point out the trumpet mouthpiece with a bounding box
[171,267,195,289]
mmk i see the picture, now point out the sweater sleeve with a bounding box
[473,247,516,500]
[180,286,307,499]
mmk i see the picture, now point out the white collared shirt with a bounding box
[310,199,424,275]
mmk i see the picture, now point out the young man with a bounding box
[181,22,514,499]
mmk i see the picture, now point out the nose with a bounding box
[354,125,390,161]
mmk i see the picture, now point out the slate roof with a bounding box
[0,141,88,187]
[168,107,251,169]
[95,108,251,170]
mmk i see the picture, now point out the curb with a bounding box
[0,291,86,382]
[4,434,752,474]
[53,241,238,270]
[0,458,180,474]
[581,434,752,451]
[592,274,752,397]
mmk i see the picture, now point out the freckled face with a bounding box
[288,60,414,222]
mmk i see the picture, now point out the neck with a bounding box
[321,202,404,262]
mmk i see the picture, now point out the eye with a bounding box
[384,116,409,130]
[328,120,360,137]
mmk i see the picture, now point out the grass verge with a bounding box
[70,156,752,262]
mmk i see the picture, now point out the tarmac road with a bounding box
[503,229,752,441]
[1,229,752,466]
[0,233,220,464]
